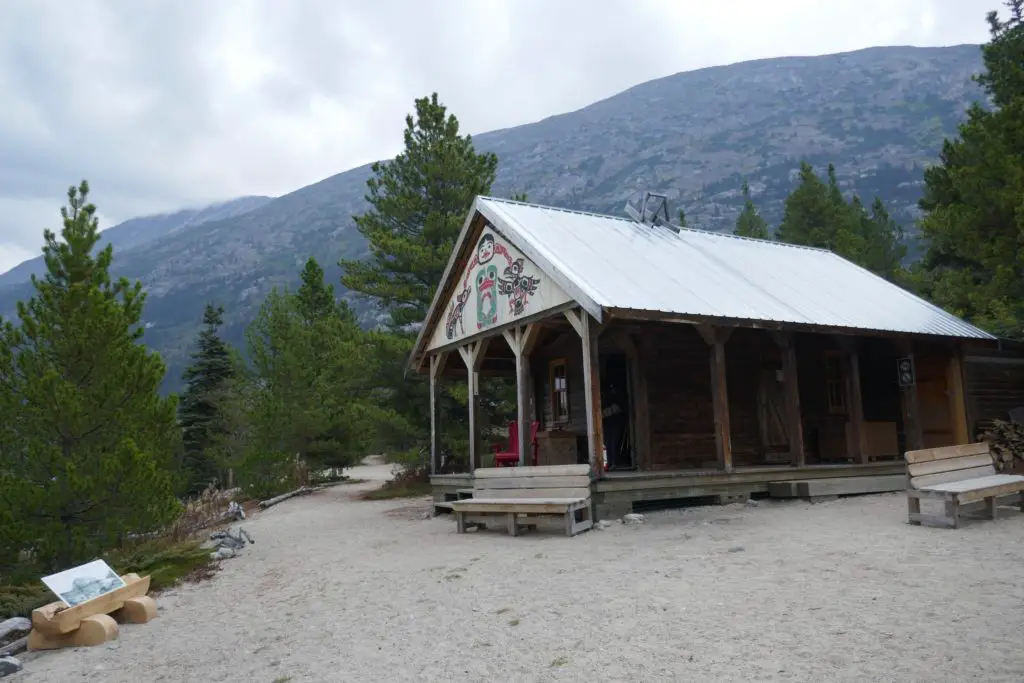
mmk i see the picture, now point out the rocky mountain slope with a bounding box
[0,44,985,391]
[0,195,273,286]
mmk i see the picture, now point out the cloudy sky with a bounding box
[0,0,991,273]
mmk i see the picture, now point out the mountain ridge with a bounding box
[0,44,985,392]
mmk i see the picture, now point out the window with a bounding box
[549,359,570,424]
[824,351,846,415]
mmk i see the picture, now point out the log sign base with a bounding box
[28,574,157,650]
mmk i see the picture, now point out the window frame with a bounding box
[549,358,570,425]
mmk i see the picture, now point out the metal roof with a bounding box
[474,196,994,340]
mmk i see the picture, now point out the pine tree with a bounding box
[0,181,181,569]
[339,94,509,461]
[340,92,498,328]
[677,208,687,228]
[296,257,337,323]
[775,161,837,248]
[178,303,235,494]
[776,162,906,280]
[733,181,769,239]
[915,2,1024,337]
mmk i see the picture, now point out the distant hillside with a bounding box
[0,195,273,286]
[0,44,985,392]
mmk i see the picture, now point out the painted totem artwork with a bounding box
[444,231,542,339]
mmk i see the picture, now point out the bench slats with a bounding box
[475,487,590,500]
[474,475,591,490]
[911,465,996,489]
[907,453,993,478]
[920,474,1024,495]
[474,465,590,478]
[904,442,989,465]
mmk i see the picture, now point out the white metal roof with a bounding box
[474,196,994,340]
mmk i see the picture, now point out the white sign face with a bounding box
[42,559,126,607]
[427,227,572,351]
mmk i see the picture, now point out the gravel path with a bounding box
[18,471,1024,682]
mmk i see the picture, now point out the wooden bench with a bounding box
[905,442,1024,528]
[449,464,593,537]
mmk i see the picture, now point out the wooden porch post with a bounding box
[771,332,805,467]
[429,352,448,475]
[503,324,541,466]
[896,337,924,453]
[566,308,605,475]
[698,324,733,473]
[838,337,867,464]
[457,338,490,472]
[947,348,970,445]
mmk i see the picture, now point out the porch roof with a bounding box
[411,196,994,368]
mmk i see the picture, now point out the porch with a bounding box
[424,307,969,518]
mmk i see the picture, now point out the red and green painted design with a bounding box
[444,231,540,340]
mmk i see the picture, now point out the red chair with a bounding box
[493,420,539,467]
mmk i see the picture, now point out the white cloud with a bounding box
[0,0,992,273]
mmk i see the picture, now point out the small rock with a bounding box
[595,520,613,530]
[622,513,646,524]
[745,499,759,507]
[727,545,745,553]
[421,512,432,520]
[211,547,237,560]
[0,657,22,677]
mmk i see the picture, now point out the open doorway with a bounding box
[601,353,634,470]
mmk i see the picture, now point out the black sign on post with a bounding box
[897,356,915,387]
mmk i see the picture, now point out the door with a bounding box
[601,353,634,470]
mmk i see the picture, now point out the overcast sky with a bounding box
[0,0,992,274]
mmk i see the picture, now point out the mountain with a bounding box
[0,195,273,286]
[0,44,985,392]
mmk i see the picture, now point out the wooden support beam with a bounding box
[896,338,924,453]
[429,352,447,475]
[700,324,733,472]
[503,325,540,466]
[457,338,491,471]
[772,332,805,467]
[567,307,605,475]
[947,349,969,445]
[837,337,867,464]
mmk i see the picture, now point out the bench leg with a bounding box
[506,513,518,537]
[945,498,960,529]
[907,493,921,525]
[985,495,998,520]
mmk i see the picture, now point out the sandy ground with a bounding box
[16,467,1024,683]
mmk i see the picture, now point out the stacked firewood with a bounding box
[981,419,1024,472]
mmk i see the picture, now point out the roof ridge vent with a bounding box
[624,191,678,233]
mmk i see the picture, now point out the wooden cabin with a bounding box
[409,196,998,519]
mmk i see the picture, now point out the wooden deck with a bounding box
[432,461,907,519]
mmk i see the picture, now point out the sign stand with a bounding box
[27,574,157,650]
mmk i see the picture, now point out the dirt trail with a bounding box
[18,475,1024,682]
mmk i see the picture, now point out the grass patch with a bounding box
[107,540,217,592]
[550,656,569,667]
[0,539,217,620]
[508,618,520,627]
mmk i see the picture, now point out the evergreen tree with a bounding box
[775,161,837,248]
[296,257,337,323]
[733,181,769,239]
[915,2,1024,337]
[677,208,687,228]
[340,92,498,328]
[178,303,235,494]
[339,94,509,462]
[776,161,905,280]
[237,261,382,493]
[0,182,180,569]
